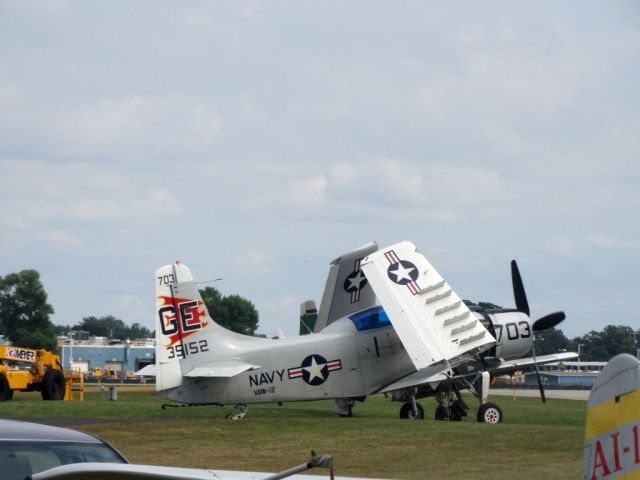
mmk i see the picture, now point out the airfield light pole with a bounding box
[578,343,584,367]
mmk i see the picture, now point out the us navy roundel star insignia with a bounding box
[387,260,418,285]
[288,354,342,386]
[344,269,367,293]
[384,250,421,295]
[343,258,368,304]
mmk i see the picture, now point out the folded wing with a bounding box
[361,241,494,370]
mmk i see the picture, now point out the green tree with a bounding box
[0,269,57,351]
[128,322,153,339]
[463,300,502,310]
[53,324,73,336]
[199,287,259,335]
[75,315,128,339]
[534,327,570,355]
[69,317,152,340]
[571,325,636,361]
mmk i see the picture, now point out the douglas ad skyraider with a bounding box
[141,241,576,422]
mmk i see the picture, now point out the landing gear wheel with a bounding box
[41,369,65,401]
[226,404,247,420]
[0,375,13,402]
[434,404,449,421]
[399,402,424,420]
[334,398,355,417]
[449,399,467,421]
[477,403,502,424]
[339,404,353,418]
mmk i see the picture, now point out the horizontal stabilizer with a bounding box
[183,359,260,378]
[134,364,156,376]
[361,241,494,370]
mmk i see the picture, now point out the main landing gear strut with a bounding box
[398,391,425,420]
[471,371,503,424]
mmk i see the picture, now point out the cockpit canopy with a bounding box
[349,306,391,332]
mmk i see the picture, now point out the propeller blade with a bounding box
[533,311,566,332]
[531,340,546,403]
[510,260,530,316]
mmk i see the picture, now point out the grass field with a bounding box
[0,388,587,479]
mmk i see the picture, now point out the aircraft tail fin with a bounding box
[314,242,378,332]
[154,263,206,391]
[155,262,234,391]
[583,353,640,479]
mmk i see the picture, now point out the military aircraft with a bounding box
[143,240,575,423]
[300,241,578,421]
[583,353,640,479]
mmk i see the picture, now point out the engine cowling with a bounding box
[474,310,534,361]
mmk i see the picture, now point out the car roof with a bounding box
[0,419,104,443]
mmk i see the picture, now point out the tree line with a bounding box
[0,268,635,361]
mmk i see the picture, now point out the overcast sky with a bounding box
[1,1,638,339]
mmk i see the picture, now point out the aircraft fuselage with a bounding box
[158,317,416,405]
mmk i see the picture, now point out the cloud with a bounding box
[233,173,328,219]
[0,93,223,159]
[63,96,222,154]
[588,233,636,251]
[0,159,181,229]
[231,248,272,279]
[0,84,24,104]
[37,230,82,247]
[327,158,511,223]
[184,2,265,31]
[288,176,327,207]
[546,236,575,255]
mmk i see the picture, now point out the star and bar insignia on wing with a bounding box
[384,250,420,295]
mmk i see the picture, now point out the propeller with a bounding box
[530,338,546,403]
[510,260,530,316]
[533,311,566,332]
[510,260,566,403]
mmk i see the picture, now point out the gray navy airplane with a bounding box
[143,240,576,422]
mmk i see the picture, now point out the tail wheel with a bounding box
[41,369,65,401]
[0,374,13,402]
[477,403,503,424]
[399,402,424,420]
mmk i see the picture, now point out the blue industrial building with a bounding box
[525,371,598,387]
[58,339,155,375]
[525,361,607,388]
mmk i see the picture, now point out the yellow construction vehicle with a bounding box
[0,345,82,401]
